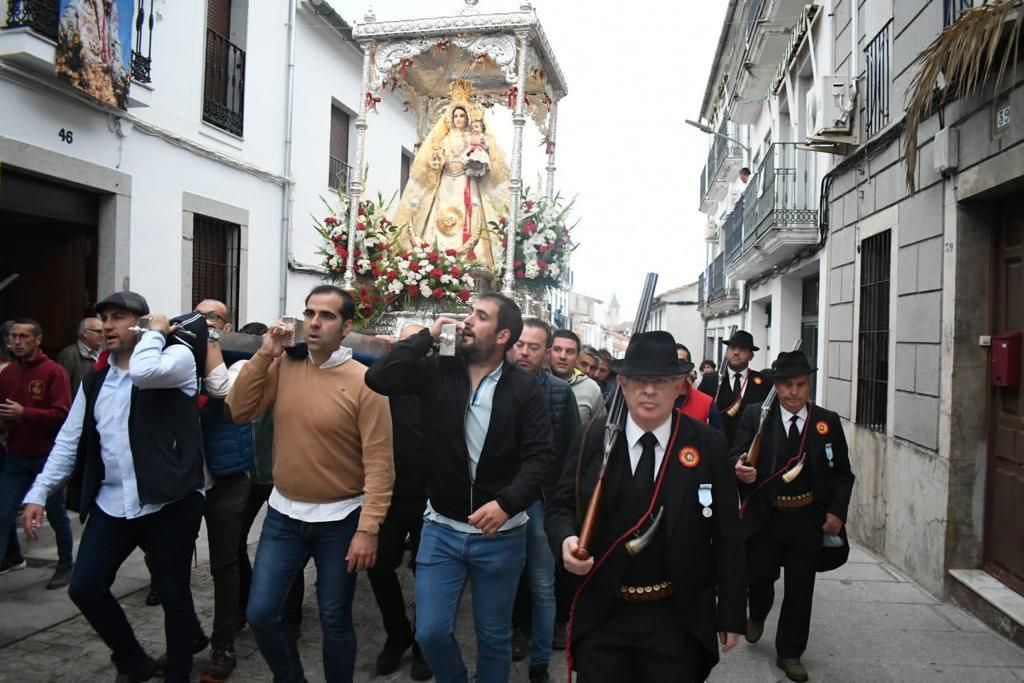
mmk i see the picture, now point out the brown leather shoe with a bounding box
[745,618,764,643]
[776,657,809,682]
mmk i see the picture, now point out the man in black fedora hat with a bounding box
[546,331,746,682]
[697,330,770,447]
[731,350,855,682]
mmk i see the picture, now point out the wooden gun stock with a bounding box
[573,475,605,560]
[745,431,765,469]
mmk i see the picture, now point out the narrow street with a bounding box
[0,516,1022,682]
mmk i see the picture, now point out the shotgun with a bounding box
[743,338,803,469]
[573,273,659,561]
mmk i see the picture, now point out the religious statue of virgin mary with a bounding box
[392,80,510,268]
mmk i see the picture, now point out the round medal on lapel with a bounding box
[815,421,829,436]
[679,446,701,468]
[752,375,762,385]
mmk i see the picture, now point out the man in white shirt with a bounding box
[21,291,207,683]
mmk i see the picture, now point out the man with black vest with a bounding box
[697,330,770,446]
[732,350,855,682]
[547,331,746,682]
[509,317,581,682]
[21,291,207,683]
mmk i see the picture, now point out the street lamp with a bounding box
[685,118,751,156]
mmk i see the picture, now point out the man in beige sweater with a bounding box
[226,285,394,683]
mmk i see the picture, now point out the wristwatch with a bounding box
[208,329,222,343]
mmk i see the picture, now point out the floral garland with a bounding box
[315,189,479,325]
[494,188,577,293]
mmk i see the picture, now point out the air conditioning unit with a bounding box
[705,219,720,242]
[806,76,856,139]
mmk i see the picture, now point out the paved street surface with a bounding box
[1,512,1023,682]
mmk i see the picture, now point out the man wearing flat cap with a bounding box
[546,331,746,682]
[20,291,208,683]
[731,350,855,682]
[697,330,770,447]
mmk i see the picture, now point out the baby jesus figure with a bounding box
[464,119,490,178]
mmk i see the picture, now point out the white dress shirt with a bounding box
[268,345,366,524]
[623,414,673,481]
[778,403,809,434]
[25,331,198,519]
[729,366,749,397]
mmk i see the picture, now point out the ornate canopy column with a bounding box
[342,34,375,291]
[545,98,559,200]
[502,29,531,296]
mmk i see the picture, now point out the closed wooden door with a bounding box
[985,199,1024,595]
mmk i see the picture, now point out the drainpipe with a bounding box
[279,0,298,316]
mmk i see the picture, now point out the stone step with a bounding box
[949,568,1024,649]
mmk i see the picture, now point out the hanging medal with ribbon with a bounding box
[825,443,835,469]
[698,483,713,518]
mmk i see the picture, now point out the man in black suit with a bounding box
[546,331,746,682]
[697,330,770,446]
[732,351,855,682]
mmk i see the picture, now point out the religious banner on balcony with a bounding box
[55,0,134,109]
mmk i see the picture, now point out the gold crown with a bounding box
[448,79,474,103]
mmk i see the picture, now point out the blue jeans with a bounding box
[247,506,361,683]
[414,520,526,683]
[525,500,556,667]
[0,453,73,567]
[69,492,204,682]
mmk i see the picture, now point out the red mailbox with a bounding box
[992,331,1022,387]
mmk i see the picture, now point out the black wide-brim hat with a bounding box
[768,350,817,380]
[612,331,686,377]
[721,329,759,352]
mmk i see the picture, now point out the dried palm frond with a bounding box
[904,0,1023,191]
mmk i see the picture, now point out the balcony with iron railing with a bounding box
[2,0,156,105]
[699,118,745,214]
[203,28,245,136]
[723,195,744,265]
[944,0,987,27]
[328,156,352,192]
[727,142,819,279]
[699,251,740,316]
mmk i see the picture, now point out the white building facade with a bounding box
[0,0,417,351]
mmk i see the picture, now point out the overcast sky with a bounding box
[339,0,728,319]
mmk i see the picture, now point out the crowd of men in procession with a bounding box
[0,283,853,683]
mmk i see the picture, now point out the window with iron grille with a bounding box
[864,23,891,138]
[329,105,351,191]
[856,230,891,432]
[192,215,240,329]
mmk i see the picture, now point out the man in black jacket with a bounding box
[365,293,554,683]
[732,350,855,682]
[697,330,770,446]
[546,331,745,682]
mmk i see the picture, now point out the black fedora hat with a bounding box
[721,329,759,351]
[612,331,686,377]
[769,350,817,380]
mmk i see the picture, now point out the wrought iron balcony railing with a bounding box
[328,156,351,192]
[698,272,706,307]
[131,0,154,83]
[4,0,58,41]
[738,142,818,249]
[944,0,986,27]
[203,28,245,136]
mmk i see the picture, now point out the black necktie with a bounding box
[788,415,802,456]
[634,432,658,501]
[733,372,742,397]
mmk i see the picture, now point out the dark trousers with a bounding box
[747,505,821,659]
[574,600,705,683]
[238,483,304,630]
[367,495,425,641]
[205,471,251,646]
[69,492,204,683]
[0,453,74,566]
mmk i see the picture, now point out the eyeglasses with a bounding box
[85,328,103,334]
[199,311,227,323]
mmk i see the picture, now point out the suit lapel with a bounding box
[664,415,693,542]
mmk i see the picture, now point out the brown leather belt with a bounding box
[616,581,673,602]
[773,492,814,510]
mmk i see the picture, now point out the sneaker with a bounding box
[144,586,160,606]
[0,559,27,575]
[410,643,433,681]
[552,622,567,650]
[375,628,413,676]
[200,643,237,682]
[529,665,550,683]
[113,655,157,682]
[46,565,72,590]
[512,626,529,663]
